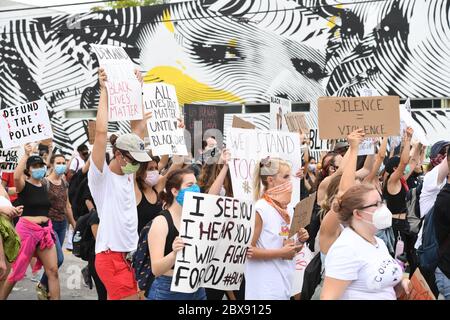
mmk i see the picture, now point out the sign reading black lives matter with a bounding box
[0,147,22,172]
[0,99,53,150]
[171,192,255,293]
[91,44,143,122]
[143,83,187,156]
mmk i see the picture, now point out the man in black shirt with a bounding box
[435,147,450,300]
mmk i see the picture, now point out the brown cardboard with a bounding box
[398,268,436,300]
[318,96,400,139]
[88,120,96,145]
[232,115,256,129]
[284,112,309,133]
[289,192,316,238]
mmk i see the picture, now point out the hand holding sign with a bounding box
[405,126,414,140]
[99,68,107,90]
[172,237,185,253]
[347,129,365,149]
[24,143,33,156]
[297,228,309,243]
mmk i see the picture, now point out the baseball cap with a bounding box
[334,141,349,151]
[430,140,450,159]
[26,155,45,168]
[115,133,151,163]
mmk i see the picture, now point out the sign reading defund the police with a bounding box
[0,100,53,150]
[171,193,255,293]
[143,83,187,156]
[91,44,142,122]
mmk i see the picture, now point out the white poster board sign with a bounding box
[226,128,301,205]
[171,193,255,293]
[91,44,142,121]
[0,100,53,149]
[291,246,314,296]
[270,96,291,131]
[143,83,187,156]
[400,101,430,146]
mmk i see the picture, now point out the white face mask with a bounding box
[360,205,392,230]
[308,164,317,172]
[145,170,160,186]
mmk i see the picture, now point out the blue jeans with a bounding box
[40,219,66,288]
[435,267,450,300]
[147,275,206,300]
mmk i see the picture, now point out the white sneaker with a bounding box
[30,272,40,283]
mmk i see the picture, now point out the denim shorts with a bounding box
[147,275,206,300]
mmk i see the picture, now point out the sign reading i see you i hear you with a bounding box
[91,44,143,122]
[226,128,301,207]
[0,99,53,150]
[143,83,187,156]
[171,192,255,293]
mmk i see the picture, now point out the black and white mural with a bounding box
[0,0,449,152]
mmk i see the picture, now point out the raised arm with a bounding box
[208,149,230,195]
[389,127,413,184]
[81,157,91,175]
[91,68,108,172]
[356,154,375,180]
[14,144,33,193]
[364,137,388,184]
[403,141,421,181]
[338,129,364,195]
[154,155,184,193]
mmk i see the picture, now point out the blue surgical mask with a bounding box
[31,167,47,180]
[176,184,201,206]
[55,164,67,176]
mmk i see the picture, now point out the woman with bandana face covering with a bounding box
[88,68,151,300]
[245,157,309,300]
[35,153,77,299]
[147,168,206,300]
[0,144,60,300]
[321,183,411,300]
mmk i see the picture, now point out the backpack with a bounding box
[132,220,155,296]
[417,205,439,272]
[300,252,322,300]
[405,181,424,235]
[69,171,89,221]
[72,210,95,261]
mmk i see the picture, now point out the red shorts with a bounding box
[95,250,138,300]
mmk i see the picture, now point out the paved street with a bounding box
[8,249,98,300]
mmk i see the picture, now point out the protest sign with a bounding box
[171,192,255,293]
[0,147,22,173]
[358,138,376,156]
[143,83,187,156]
[318,96,400,139]
[291,246,314,296]
[284,112,309,133]
[232,116,255,129]
[270,96,291,131]
[400,101,430,146]
[91,44,142,122]
[398,268,435,300]
[226,128,301,205]
[289,192,316,238]
[0,100,53,150]
[88,120,96,145]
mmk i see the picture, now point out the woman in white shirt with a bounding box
[321,183,411,300]
[245,157,309,300]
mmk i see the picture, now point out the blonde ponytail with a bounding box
[253,157,291,201]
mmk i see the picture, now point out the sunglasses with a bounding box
[358,200,385,210]
[122,152,139,165]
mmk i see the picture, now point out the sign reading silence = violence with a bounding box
[318,96,400,139]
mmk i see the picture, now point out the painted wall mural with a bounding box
[0,0,449,153]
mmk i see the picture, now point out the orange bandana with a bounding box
[263,181,293,225]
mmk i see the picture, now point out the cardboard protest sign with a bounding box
[232,116,255,129]
[289,192,316,238]
[226,128,301,205]
[143,83,187,156]
[171,192,255,293]
[0,100,53,150]
[91,44,142,122]
[291,246,314,296]
[318,96,400,139]
[270,96,291,131]
[284,112,309,133]
[398,268,435,300]
[88,120,96,145]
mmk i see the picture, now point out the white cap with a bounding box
[115,133,151,163]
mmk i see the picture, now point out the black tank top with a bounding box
[18,181,51,217]
[383,175,407,214]
[137,187,162,234]
[161,210,179,269]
